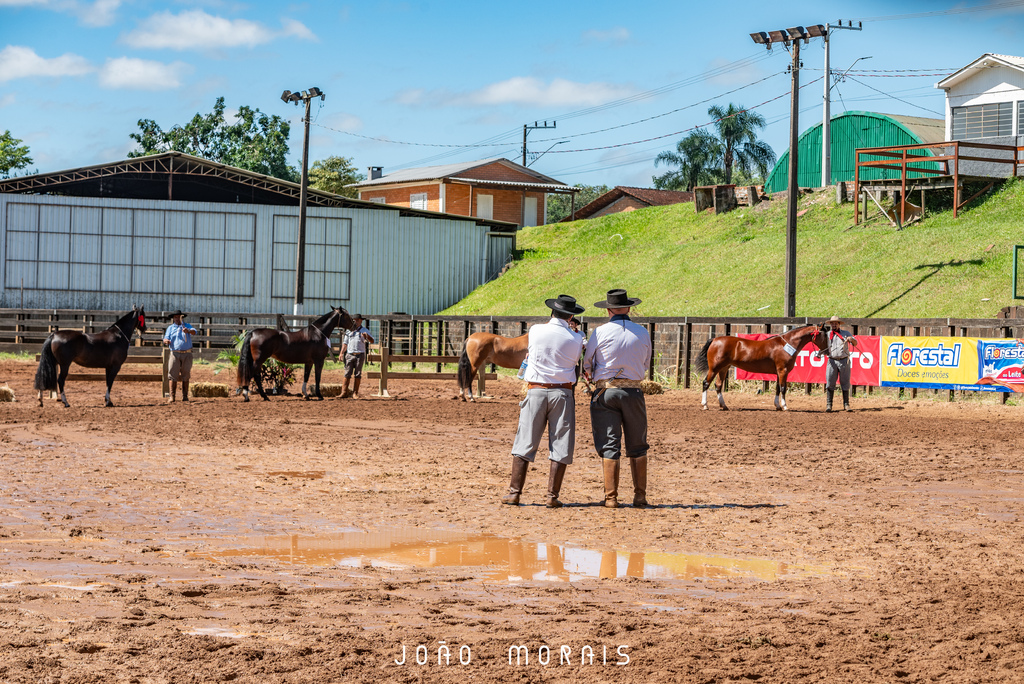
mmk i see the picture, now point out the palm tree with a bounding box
[653,103,776,190]
[653,129,722,191]
[707,103,776,185]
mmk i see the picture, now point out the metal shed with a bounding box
[0,153,517,315]
[764,111,946,193]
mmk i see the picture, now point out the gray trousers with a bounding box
[511,388,576,465]
[590,387,648,461]
[825,357,851,391]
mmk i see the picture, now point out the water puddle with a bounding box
[191,529,830,583]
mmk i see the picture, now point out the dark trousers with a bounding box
[590,387,648,461]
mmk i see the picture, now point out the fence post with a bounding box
[377,346,391,397]
[674,323,683,386]
[648,321,656,381]
[683,321,692,389]
[763,322,771,394]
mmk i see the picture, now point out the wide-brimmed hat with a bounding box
[826,315,844,325]
[594,289,642,309]
[544,294,585,316]
[170,310,187,318]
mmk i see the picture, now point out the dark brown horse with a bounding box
[33,306,148,408]
[236,307,355,401]
[456,332,528,402]
[696,324,827,411]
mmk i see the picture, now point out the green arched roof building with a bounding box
[763,111,946,194]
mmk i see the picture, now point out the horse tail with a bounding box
[695,337,714,375]
[34,334,58,391]
[237,332,255,389]
[457,341,474,390]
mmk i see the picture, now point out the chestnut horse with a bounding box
[34,306,148,408]
[236,307,355,402]
[696,324,827,411]
[456,332,528,402]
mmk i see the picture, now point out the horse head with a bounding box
[335,306,357,331]
[135,305,148,334]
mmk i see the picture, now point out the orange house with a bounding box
[351,158,575,228]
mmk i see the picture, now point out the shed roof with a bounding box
[936,53,1024,90]
[351,157,572,192]
[0,152,517,231]
[564,186,693,221]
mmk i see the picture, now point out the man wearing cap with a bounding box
[815,315,860,412]
[340,314,375,399]
[502,295,586,508]
[583,289,652,508]
[163,310,197,403]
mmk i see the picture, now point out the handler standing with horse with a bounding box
[583,289,651,509]
[816,315,859,412]
[501,295,585,508]
[163,310,196,403]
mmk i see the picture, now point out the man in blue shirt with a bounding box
[163,309,197,403]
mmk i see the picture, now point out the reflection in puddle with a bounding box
[192,529,828,583]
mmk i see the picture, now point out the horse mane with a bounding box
[309,309,336,328]
[108,308,138,330]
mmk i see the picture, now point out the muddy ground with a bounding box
[0,357,1022,683]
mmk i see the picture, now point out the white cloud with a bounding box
[0,45,93,82]
[582,27,631,44]
[462,77,636,107]
[0,93,15,108]
[122,9,316,50]
[0,0,48,5]
[98,57,191,90]
[0,0,121,26]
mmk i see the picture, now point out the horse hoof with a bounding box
[701,405,708,411]
[242,396,249,403]
[303,395,311,401]
[719,406,729,411]
[261,396,270,402]
[105,402,114,408]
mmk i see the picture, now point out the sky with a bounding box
[2,0,1024,189]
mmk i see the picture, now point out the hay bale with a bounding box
[319,384,345,397]
[640,380,663,395]
[0,384,14,402]
[189,382,229,398]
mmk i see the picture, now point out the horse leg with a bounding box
[104,364,121,408]
[701,371,714,410]
[252,357,270,401]
[57,363,71,408]
[774,379,782,410]
[467,360,482,403]
[313,362,324,400]
[301,363,312,400]
[716,370,729,410]
[777,371,790,411]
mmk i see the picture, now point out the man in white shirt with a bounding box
[340,314,375,399]
[815,314,860,412]
[583,289,652,508]
[502,295,585,508]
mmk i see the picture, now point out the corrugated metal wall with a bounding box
[765,112,941,193]
[1,194,503,315]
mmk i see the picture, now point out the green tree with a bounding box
[546,184,611,223]
[128,97,298,181]
[653,129,723,191]
[653,103,775,190]
[0,130,33,178]
[706,103,775,185]
[308,155,365,198]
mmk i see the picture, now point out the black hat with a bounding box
[594,289,642,309]
[170,310,187,318]
[544,294,585,316]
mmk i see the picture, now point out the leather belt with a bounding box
[171,349,192,354]
[527,382,573,390]
[595,378,642,389]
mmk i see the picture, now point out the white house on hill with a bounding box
[936,53,1024,142]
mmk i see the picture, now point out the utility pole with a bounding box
[822,21,863,187]
[751,25,826,318]
[522,121,557,166]
[281,87,325,316]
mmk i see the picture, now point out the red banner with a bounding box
[733,335,881,386]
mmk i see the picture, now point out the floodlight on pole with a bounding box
[280,86,326,316]
[750,23,825,318]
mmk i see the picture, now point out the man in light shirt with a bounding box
[341,314,375,399]
[163,309,197,403]
[583,289,652,508]
[502,295,585,508]
[815,314,860,412]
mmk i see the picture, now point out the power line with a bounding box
[846,76,945,116]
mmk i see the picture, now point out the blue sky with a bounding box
[2,0,1024,188]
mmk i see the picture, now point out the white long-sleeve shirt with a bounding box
[583,315,651,382]
[524,318,584,384]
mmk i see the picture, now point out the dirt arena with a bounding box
[0,357,1022,683]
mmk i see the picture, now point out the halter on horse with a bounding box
[34,306,148,408]
[696,324,827,411]
[236,306,355,402]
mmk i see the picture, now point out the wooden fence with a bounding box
[4,309,1023,402]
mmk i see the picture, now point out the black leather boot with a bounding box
[825,389,834,413]
[843,389,851,412]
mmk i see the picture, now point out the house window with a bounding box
[410,192,428,210]
[952,102,1013,139]
[367,197,385,204]
[476,194,493,220]
[1018,101,1023,137]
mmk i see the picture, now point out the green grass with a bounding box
[441,178,1024,319]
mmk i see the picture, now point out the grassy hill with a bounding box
[441,178,1024,319]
